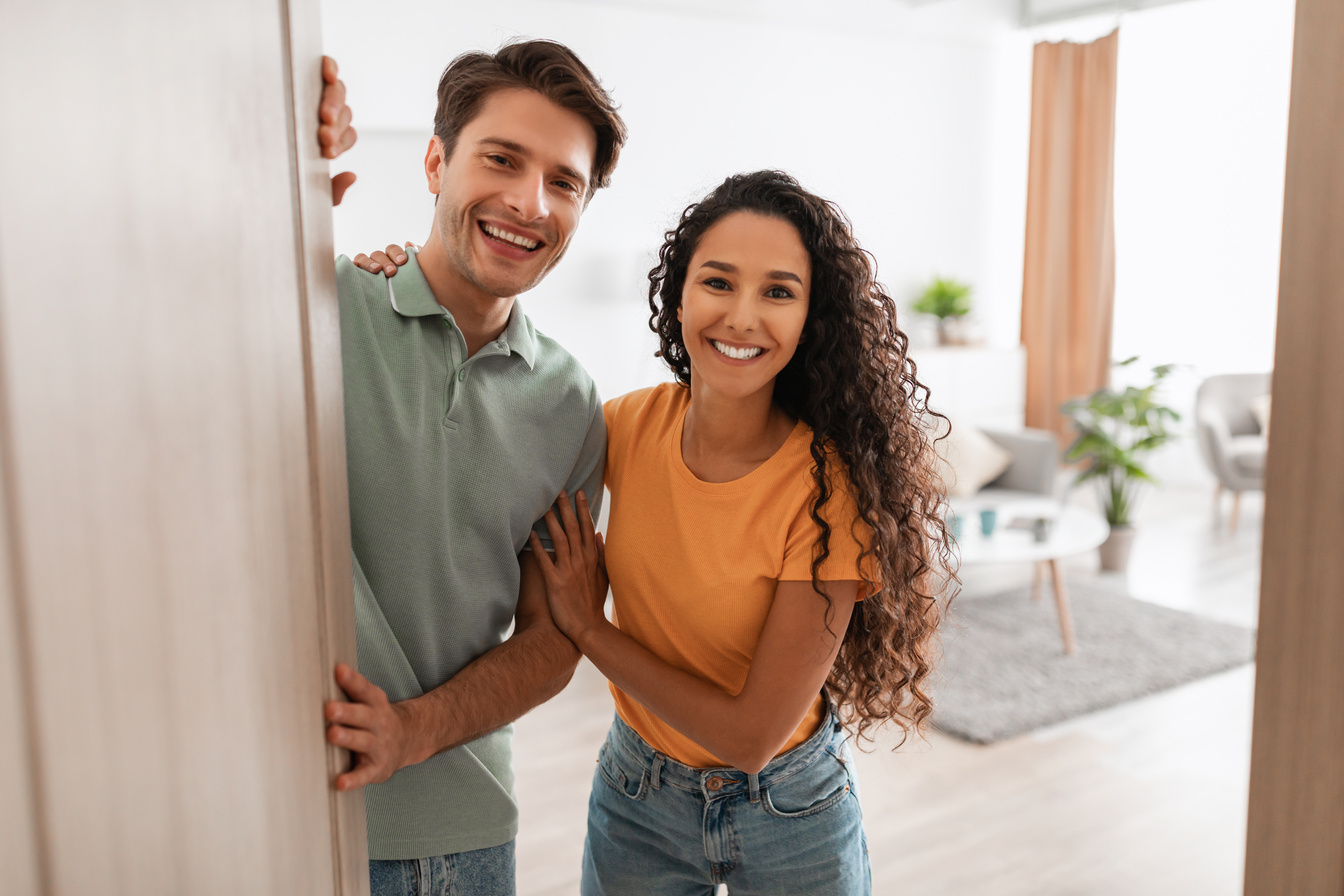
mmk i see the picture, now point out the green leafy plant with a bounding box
[912,276,973,321]
[1063,358,1181,528]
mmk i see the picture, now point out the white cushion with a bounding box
[929,417,1013,498]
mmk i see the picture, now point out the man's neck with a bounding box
[415,238,514,358]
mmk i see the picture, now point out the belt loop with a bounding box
[748,772,761,803]
[650,753,664,789]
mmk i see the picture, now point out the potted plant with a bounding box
[1062,358,1180,571]
[912,276,973,345]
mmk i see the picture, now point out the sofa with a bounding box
[932,419,1060,507]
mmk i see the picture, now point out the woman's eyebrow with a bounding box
[699,259,802,284]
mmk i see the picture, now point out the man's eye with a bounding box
[552,180,578,193]
[487,154,510,166]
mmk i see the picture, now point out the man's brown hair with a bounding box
[434,40,627,199]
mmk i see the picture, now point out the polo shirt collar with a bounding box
[499,297,538,369]
[386,249,539,370]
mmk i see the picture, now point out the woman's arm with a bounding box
[529,492,858,774]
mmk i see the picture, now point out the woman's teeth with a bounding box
[712,340,763,360]
[481,222,539,250]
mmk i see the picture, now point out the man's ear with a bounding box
[424,136,445,196]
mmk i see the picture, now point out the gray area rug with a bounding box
[931,583,1256,744]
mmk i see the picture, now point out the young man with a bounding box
[316,43,627,894]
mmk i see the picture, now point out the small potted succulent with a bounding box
[912,276,973,345]
[1062,358,1180,571]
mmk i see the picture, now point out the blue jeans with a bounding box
[582,713,871,895]
[369,841,515,896]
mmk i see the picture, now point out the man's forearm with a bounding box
[398,621,580,765]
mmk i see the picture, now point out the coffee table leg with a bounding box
[1032,561,1045,602]
[1048,558,1078,656]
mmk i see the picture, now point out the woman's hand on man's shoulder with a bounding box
[351,243,419,277]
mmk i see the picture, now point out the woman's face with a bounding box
[677,211,812,405]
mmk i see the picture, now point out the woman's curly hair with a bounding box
[648,170,956,743]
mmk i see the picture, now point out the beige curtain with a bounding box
[1021,29,1120,442]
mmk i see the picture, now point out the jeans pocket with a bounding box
[761,752,853,819]
[596,743,650,801]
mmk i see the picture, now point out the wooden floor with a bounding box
[512,483,1263,895]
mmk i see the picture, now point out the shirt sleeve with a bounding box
[528,380,606,552]
[779,463,873,588]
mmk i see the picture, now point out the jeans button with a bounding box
[705,776,724,791]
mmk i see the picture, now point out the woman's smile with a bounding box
[709,338,765,362]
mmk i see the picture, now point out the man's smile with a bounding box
[479,220,543,252]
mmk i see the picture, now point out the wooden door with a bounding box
[1243,0,1344,890]
[0,1,366,894]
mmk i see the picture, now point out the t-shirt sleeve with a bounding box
[529,380,607,552]
[779,463,874,590]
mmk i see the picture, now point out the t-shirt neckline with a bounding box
[668,394,810,496]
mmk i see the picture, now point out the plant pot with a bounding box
[936,317,969,346]
[1099,525,1136,572]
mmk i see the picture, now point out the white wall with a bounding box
[1110,0,1295,486]
[319,0,1020,402]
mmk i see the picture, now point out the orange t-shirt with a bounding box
[602,383,871,768]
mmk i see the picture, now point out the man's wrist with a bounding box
[393,697,438,767]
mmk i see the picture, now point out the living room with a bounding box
[321,0,1293,892]
[5,0,1337,891]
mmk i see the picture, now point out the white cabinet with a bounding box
[909,345,1027,430]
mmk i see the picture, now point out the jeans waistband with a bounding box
[606,706,847,800]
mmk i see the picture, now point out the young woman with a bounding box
[358,170,952,895]
[529,171,952,895]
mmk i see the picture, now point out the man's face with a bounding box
[425,88,597,302]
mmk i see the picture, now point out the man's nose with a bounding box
[504,170,548,222]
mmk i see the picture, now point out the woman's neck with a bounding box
[680,385,796,484]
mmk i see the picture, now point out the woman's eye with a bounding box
[704,277,730,291]
[766,286,795,299]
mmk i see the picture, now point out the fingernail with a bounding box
[396,255,407,264]
[370,263,380,271]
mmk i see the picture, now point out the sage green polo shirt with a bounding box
[336,248,605,860]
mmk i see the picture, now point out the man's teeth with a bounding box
[712,340,763,360]
[482,223,539,250]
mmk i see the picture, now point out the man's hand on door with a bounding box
[318,55,357,205]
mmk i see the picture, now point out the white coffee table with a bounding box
[949,497,1109,655]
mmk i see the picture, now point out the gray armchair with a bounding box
[1195,372,1270,530]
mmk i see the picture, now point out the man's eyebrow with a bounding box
[478,137,589,191]
[700,260,803,284]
